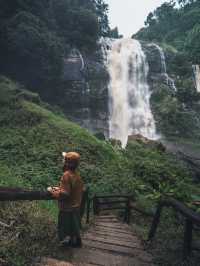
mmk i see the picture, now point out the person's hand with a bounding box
[47,186,53,192]
[51,190,60,199]
[47,186,59,192]
[47,187,60,198]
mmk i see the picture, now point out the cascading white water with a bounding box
[107,38,158,148]
[150,43,177,92]
[192,65,200,93]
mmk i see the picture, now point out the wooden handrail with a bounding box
[92,194,133,199]
[148,197,200,258]
[151,198,200,228]
[91,194,133,224]
[0,187,89,220]
[0,188,53,201]
[97,200,128,205]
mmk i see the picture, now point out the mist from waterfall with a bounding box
[107,38,158,148]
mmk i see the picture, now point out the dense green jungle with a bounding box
[0,0,200,265]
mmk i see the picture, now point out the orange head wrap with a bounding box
[62,152,80,162]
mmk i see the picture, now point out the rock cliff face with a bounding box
[55,48,109,137]
[59,41,174,139]
[142,43,177,93]
[53,40,199,141]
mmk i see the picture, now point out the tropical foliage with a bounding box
[0,0,110,90]
[135,0,200,63]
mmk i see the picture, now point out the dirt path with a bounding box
[36,214,154,266]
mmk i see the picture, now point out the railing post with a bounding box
[124,197,131,223]
[183,219,193,259]
[96,197,100,215]
[128,197,131,224]
[80,187,88,219]
[93,195,100,215]
[86,198,90,224]
[148,203,163,240]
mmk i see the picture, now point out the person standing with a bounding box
[49,152,84,247]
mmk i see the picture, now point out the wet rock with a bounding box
[54,48,109,137]
[127,134,166,152]
[109,139,122,148]
[142,43,163,75]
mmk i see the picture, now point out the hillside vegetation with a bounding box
[134,0,200,142]
[0,0,110,92]
[135,0,200,64]
[0,77,199,265]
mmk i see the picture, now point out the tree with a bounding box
[4,11,64,90]
[0,0,110,92]
[109,27,120,39]
[94,0,110,36]
[145,12,156,27]
[185,24,200,63]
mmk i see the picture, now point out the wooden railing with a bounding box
[1,187,199,258]
[87,194,200,258]
[86,194,133,224]
[148,198,200,258]
[86,194,154,224]
[0,187,89,220]
[0,187,53,201]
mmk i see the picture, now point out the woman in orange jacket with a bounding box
[49,152,84,247]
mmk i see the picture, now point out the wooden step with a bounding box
[83,239,135,256]
[94,225,136,235]
[83,234,141,248]
[72,248,153,266]
[95,218,119,223]
[39,214,154,266]
[83,239,153,263]
[94,222,130,230]
[85,231,140,243]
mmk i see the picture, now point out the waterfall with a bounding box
[150,43,177,92]
[69,48,85,71]
[192,65,200,93]
[107,38,158,148]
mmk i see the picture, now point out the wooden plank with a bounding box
[94,225,136,235]
[98,200,127,205]
[83,235,142,249]
[95,222,130,229]
[97,207,126,211]
[87,230,139,242]
[83,240,153,263]
[95,221,129,226]
[94,224,132,232]
[74,262,97,266]
[73,248,153,266]
[95,216,119,221]
[95,219,119,223]
[0,190,53,201]
[96,215,117,218]
[83,239,134,256]
[84,232,140,244]
[94,195,131,199]
[95,217,119,221]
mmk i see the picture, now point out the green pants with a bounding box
[58,209,81,241]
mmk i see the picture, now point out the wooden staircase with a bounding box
[36,214,154,266]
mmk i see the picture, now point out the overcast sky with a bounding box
[105,0,167,37]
